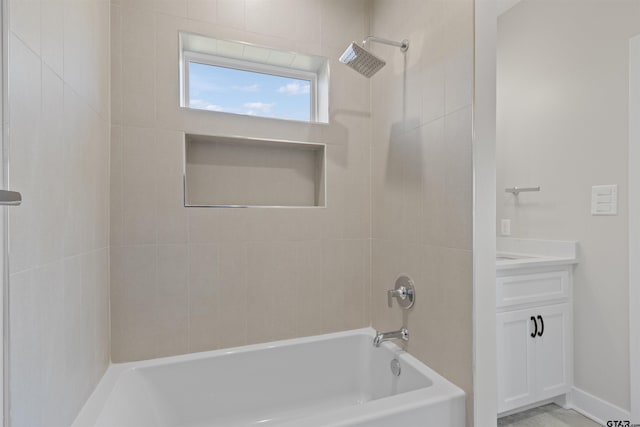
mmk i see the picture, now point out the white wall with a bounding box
[497,0,640,411]
[6,0,111,425]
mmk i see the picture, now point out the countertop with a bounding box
[496,238,578,271]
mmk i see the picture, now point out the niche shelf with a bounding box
[184,134,326,208]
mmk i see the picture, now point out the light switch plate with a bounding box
[591,185,618,216]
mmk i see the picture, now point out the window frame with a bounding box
[182,50,319,122]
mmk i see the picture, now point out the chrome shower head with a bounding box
[339,36,409,78]
[339,42,386,78]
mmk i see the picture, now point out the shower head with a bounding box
[339,36,409,78]
[339,42,386,78]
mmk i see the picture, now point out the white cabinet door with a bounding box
[497,309,537,413]
[535,303,572,400]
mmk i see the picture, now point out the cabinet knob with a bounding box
[530,316,538,338]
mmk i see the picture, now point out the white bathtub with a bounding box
[72,328,465,427]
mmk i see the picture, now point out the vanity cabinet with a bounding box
[496,266,573,414]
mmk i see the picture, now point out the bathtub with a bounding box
[72,328,465,427]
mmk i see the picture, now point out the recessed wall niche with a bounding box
[184,134,326,208]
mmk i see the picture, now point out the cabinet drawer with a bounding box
[497,270,570,308]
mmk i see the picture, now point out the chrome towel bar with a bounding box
[505,186,541,196]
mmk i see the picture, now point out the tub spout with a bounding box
[373,327,409,347]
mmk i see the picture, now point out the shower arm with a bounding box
[363,36,409,52]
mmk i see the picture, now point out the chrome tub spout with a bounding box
[373,327,409,347]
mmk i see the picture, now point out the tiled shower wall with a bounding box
[110,0,372,361]
[369,0,474,422]
[7,0,111,425]
[111,5,474,422]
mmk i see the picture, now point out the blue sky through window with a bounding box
[188,62,312,121]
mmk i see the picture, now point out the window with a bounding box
[186,56,314,122]
[180,33,329,123]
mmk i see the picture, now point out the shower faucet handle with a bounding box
[387,276,415,309]
[387,288,405,307]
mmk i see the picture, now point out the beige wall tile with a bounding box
[400,127,426,244]
[123,207,157,245]
[122,54,157,127]
[217,0,245,30]
[10,0,41,55]
[63,255,92,421]
[9,35,41,274]
[93,0,111,117]
[157,208,188,244]
[293,0,322,44]
[444,106,473,251]
[245,0,293,39]
[111,245,158,361]
[126,0,154,12]
[111,4,123,125]
[110,126,125,246]
[63,1,92,110]
[34,261,66,426]
[187,0,217,23]
[444,0,474,115]
[35,67,66,265]
[216,242,249,348]
[153,13,187,129]
[41,0,64,77]
[420,117,446,246]
[156,130,185,207]
[156,0,187,17]
[8,0,110,426]
[291,240,324,337]
[244,241,286,344]
[187,209,220,243]
[63,86,93,257]
[156,245,189,356]
[187,243,219,352]
[122,126,158,208]
[9,271,42,427]
[91,249,111,381]
[122,5,155,59]
[371,239,407,332]
[320,0,369,51]
[371,0,473,422]
[321,239,369,333]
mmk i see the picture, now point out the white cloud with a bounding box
[189,99,225,112]
[277,82,311,95]
[243,102,275,113]
[233,84,260,92]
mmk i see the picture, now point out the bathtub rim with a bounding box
[72,327,465,427]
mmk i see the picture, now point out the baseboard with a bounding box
[568,387,631,426]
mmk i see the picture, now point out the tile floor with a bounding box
[498,404,602,427]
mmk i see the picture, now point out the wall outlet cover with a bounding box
[500,219,512,236]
